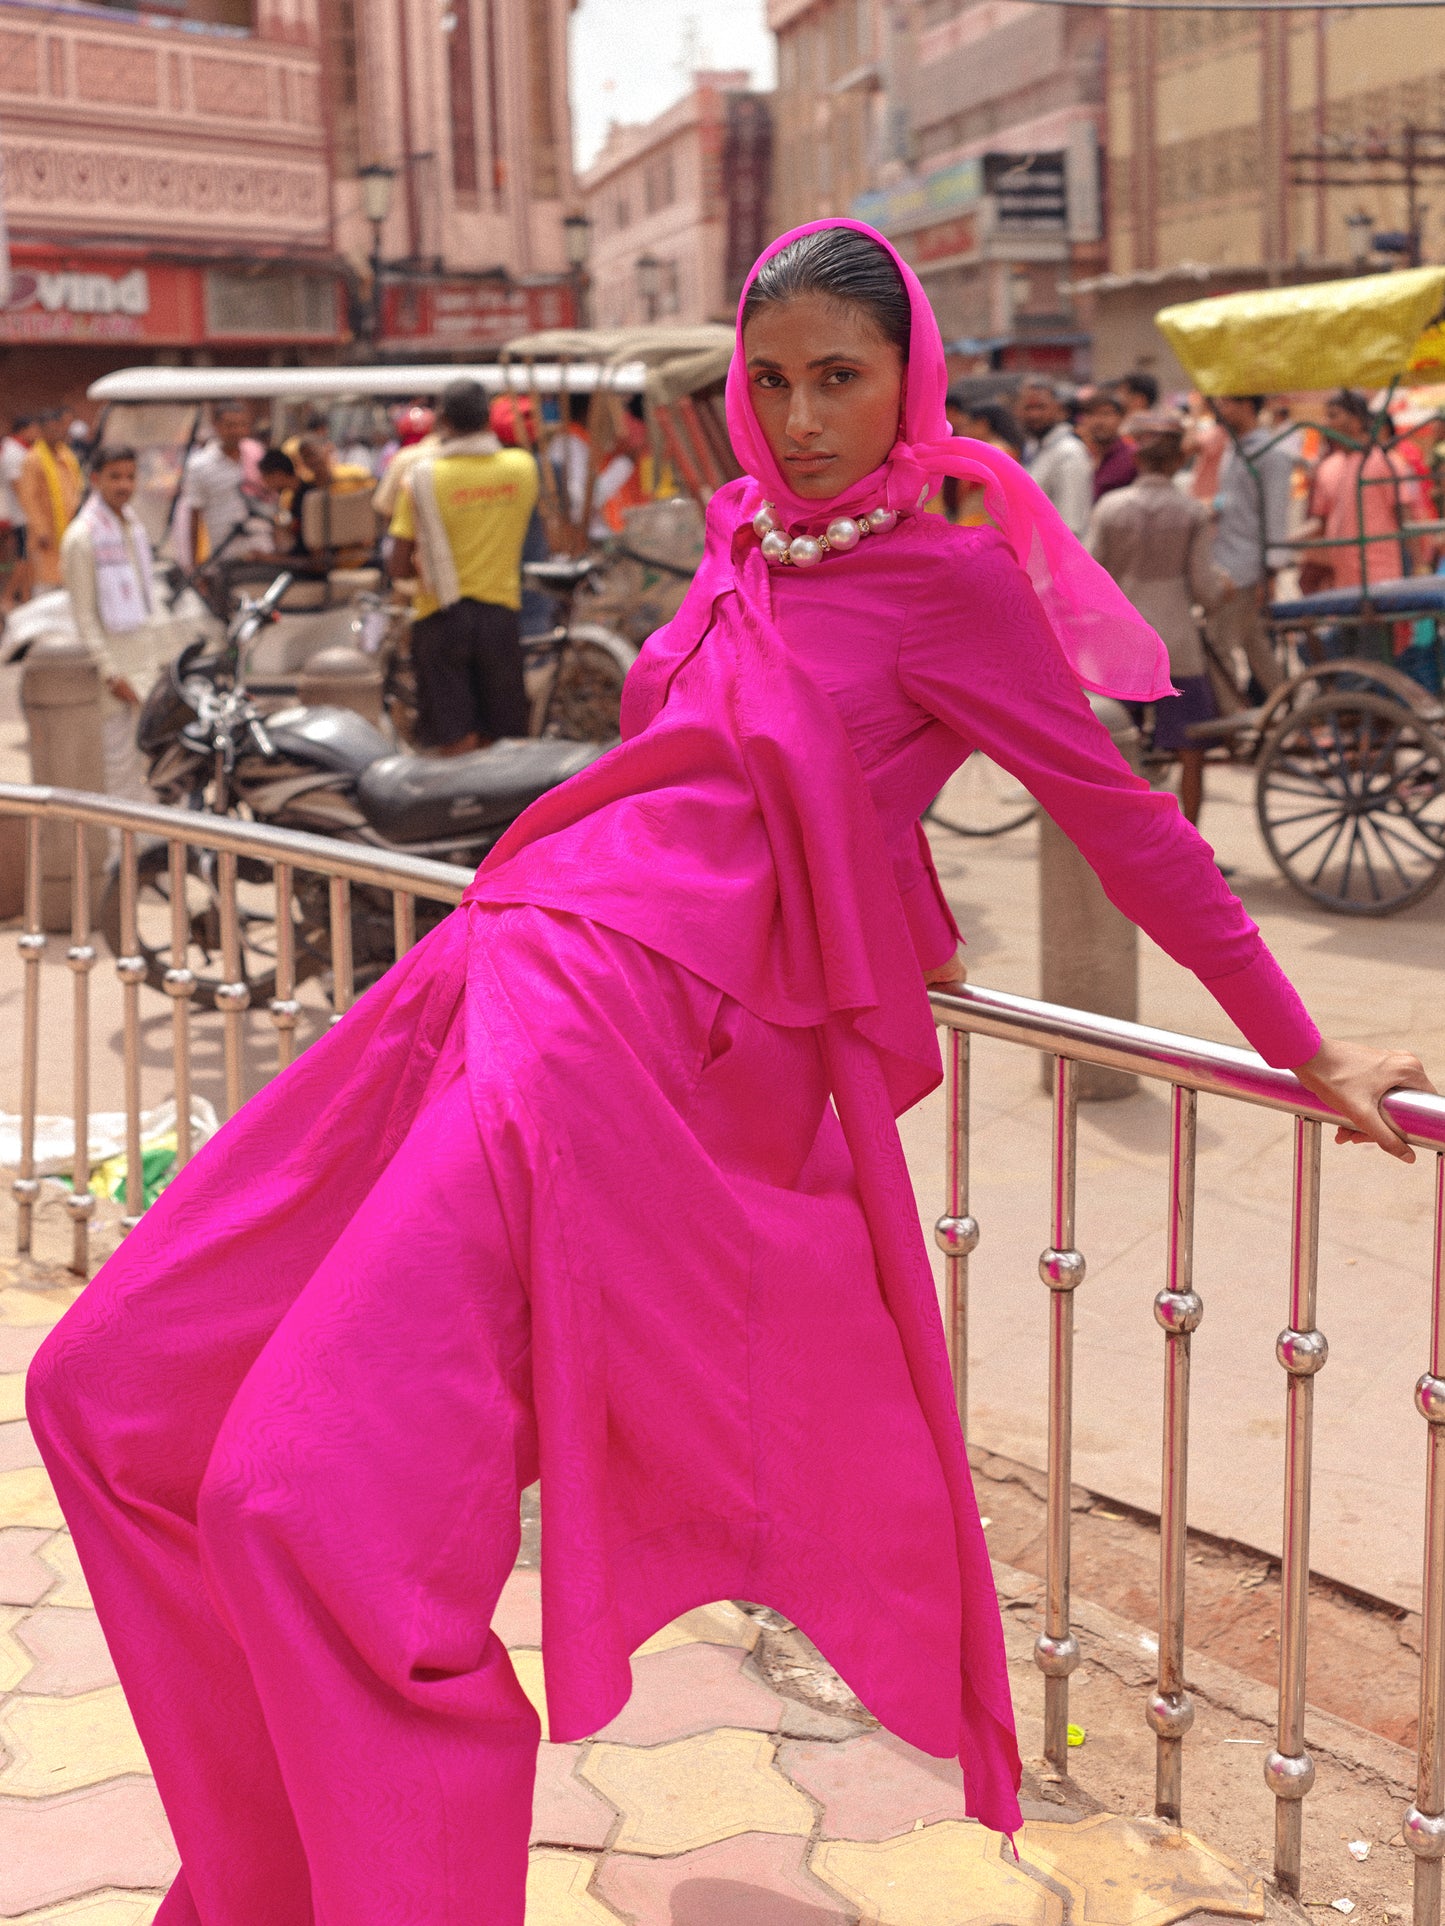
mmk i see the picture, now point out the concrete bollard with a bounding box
[1039,694,1142,1101]
[21,632,108,932]
[296,644,385,729]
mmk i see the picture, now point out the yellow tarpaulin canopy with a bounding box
[1156,268,1445,395]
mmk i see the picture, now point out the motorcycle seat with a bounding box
[523,557,599,592]
[358,736,607,843]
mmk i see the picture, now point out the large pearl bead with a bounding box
[753,503,779,537]
[866,507,898,533]
[788,535,824,567]
[760,528,791,561]
[825,516,861,551]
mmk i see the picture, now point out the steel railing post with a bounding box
[1036,1053,1084,1770]
[13,816,43,1255]
[115,829,146,1227]
[393,890,417,961]
[1406,1152,1445,1926]
[1150,1084,1201,1822]
[1267,1116,1326,1894]
[215,848,250,1121]
[269,860,299,1074]
[329,876,353,1022]
[935,1026,978,1436]
[65,820,97,1275]
[164,840,196,1169]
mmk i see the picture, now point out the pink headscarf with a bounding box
[725,219,1173,703]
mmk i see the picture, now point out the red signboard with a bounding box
[380,277,575,350]
[0,250,206,345]
[911,213,979,266]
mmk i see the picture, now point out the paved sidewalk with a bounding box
[0,1260,1422,1924]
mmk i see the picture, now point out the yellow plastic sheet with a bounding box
[1156,268,1445,395]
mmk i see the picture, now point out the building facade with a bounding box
[579,72,772,328]
[0,0,578,417]
[1099,12,1445,384]
[767,0,892,234]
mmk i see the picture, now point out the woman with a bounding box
[27,223,1433,1926]
[940,390,1023,524]
[1300,387,1426,591]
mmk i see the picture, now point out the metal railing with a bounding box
[0,782,471,1273]
[929,983,1445,1922]
[6,782,1445,1915]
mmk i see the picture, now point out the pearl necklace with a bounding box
[752,500,900,568]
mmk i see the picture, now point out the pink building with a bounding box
[0,0,578,418]
[579,72,772,329]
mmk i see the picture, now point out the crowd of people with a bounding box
[1,366,1441,819]
[931,370,1445,821]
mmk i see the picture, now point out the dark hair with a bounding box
[1078,388,1124,417]
[1118,370,1159,407]
[441,378,489,435]
[89,443,136,472]
[1210,394,1265,414]
[952,399,1024,457]
[1327,387,1373,428]
[9,415,34,433]
[1134,432,1183,474]
[212,400,247,418]
[741,228,911,362]
[259,448,297,477]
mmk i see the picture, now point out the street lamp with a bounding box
[636,252,662,324]
[357,162,396,340]
[562,210,592,327]
[1345,207,1376,270]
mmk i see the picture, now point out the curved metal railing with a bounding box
[928,985,1445,1917]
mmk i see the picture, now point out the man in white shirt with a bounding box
[0,415,36,611]
[179,402,264,567]
[61,444,170,800]
[1017,378,1095,538]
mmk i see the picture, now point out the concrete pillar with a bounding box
[1039,694,1142,1102]
[21,634,108,933]
[296,644,385,728]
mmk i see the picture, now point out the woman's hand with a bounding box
[1293,1037,1437,1163]
[924,948,968,992]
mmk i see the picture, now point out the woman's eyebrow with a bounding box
[807,351,865,369]
[747,353,784,370]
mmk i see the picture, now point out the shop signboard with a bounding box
[0,253,202,344]
[852,157,983,238]
[983,151,1068,232]
[380,277,575,350]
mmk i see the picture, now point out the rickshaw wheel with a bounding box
[1256,691,1445,916]
[540,624,638,743]
[927,754,1038,838]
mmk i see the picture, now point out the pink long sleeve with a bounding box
[898,531,1321,1069]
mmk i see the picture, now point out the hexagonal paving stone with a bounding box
[811,1820,1065,1926]
[0,1684,149,1795]
[0,1420,42,1474]
[525,1850,625,1923]
[512,1647,549,1739]
[37,1535,92,1610]
[530,1743,617,1850]
[0,1529,58,1609]
[595,1828,856,1924]
[1,1604,36,1691]
[3,1894,162,1926]
[779,1730,971,1841]
[494,1567,541,1650]
[0,1778,176,1913]
[0,1372,28,1424]
[1016,1814,1265,1926]
[0,1470,63,1532]
[582,1728,815,1857]
[594,1642,783,1747]
[635,1601,760,1657]
[14,1606,119,1697]
[0,1290,80,1331]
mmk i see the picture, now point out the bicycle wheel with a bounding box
[541,623,638,742]
[927,756,1038,838]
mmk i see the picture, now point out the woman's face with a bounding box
[743,291,905,501]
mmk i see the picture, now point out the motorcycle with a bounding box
[99,572,608,1008]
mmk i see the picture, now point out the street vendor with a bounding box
[60,444,171,801]
[28,221,1437,1926]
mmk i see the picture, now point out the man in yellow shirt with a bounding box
[388,380,538,756]
[17,408,83,588]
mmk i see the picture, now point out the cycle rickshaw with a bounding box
[1155,268,1445,915]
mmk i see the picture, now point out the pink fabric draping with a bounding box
[724,217,1175,703]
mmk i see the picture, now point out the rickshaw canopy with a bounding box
[500,324,734,410]
[87,362,651,404]
[1156,267,1445,395]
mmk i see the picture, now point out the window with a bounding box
[644,150,676,214]
[447,0,480,195]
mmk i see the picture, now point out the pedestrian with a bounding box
[178,401,264,569]
[0,414,36,611]
[16,407,83,589]
[387,377,537,755]
[1205,392,1297,705]
[1087,411,1217,823]
[60,444,169,802]
[1076,387,1138,500]
[550,392,637,544]
[939,390,1022,524]
[27,220,1435,1926]
[491,393,557,642]
[1016,376,1094,536]
[1298,388,1425,591]
[1115,370,1159,437]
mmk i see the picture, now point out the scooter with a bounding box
[99,573,608,1007]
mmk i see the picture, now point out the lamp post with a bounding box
[636,251,662,324]
[358,162,396,341]
[562,210,592,328]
